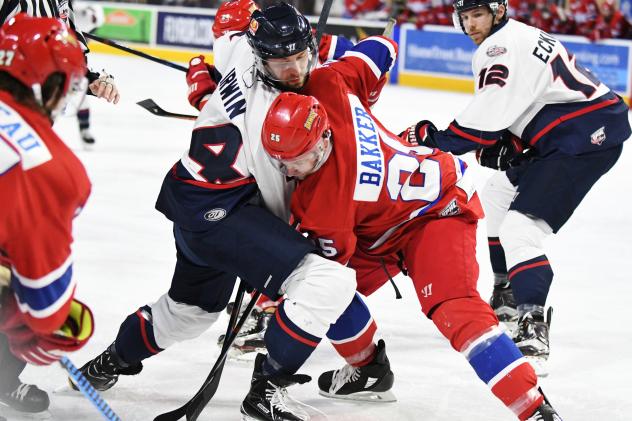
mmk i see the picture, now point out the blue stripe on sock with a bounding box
[468,333,523,384]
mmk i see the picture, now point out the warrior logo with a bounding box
[420,283,433,298]
[204,208,227,221]
[439,198,460,217]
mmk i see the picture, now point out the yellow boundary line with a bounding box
[89,43,630,105]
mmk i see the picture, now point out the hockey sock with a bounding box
[432,298,543,420]
[326,293,377,367]
[508,255,553,307]
[263,300,321,375]
[77,108,90,130]
[488,237,508,276]
[114,306,163,365]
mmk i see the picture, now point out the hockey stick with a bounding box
[153,285,261,421]
[136,99,197,121]
[315,0,335,45]
[85,33,188,73]
[61,356,122,421]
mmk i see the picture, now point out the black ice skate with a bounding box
[514,308,552,377]
[526,402,563,421]
[218,306,272,361]
[240,353,311,421]
[0,382,49,413]
[70,343,142,392]
[318,339,396,402]
[489,281,518,325]
[80,128,96,147]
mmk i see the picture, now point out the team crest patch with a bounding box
[486,45,507,57]
[439,199,460,217]
[590,126,606,146]
[204,208,227,221]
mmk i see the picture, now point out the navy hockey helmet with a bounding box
[246,2,317,90]
[452,0,508,33]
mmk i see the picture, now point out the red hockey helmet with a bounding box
[0,14,87,106]
[212,0,259,39]
[262,92,332,178]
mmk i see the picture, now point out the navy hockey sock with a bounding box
[508,255,554,307]
[77,108,90,130]
[114,305,163,364]
[263,301,321,375]
[488,237,508,275]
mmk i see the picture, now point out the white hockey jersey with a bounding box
[155,32,354,230]
[427,19,630,157]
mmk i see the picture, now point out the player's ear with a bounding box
[496,4,507,23]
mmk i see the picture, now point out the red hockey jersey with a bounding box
[0,92,91,334]
[294,37,484,264]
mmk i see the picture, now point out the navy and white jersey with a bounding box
[427,19,630,156]
[156,32,353,231]
[0,0,87,49]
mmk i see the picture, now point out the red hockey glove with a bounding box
[0,295,94,365]
[400,120,437,146]
[368,75,387,108]
[186,56,218,111]
[476,133,529,171]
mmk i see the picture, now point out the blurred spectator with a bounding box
[591,0,632,39]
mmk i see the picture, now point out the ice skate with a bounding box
[240,353,311,421]
[318,339,396,402]
[218,306,272,361]
[514,308,552,377]
[526,401,563,420]
[80,128,96,150]
[69,343,142,392]
[489,281,518,334]
[0,382,49,414]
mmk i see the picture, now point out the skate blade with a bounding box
[0,404,52,420]
[227,347,267,362]
[318,389,397,403]
[525,356,549,377]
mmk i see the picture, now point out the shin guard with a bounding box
[326,293,377,366]
[432,298,543,419]
[114,306,163,364]
[263,300,321,375]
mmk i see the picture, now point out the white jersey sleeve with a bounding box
[456,19,609,135]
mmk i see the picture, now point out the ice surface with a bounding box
[6,53,631,421]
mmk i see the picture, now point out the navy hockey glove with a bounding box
[476,133,528,171]
[400,120,437,146]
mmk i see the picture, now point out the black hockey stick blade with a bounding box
[153,288,261,421]
[136,99,197,121]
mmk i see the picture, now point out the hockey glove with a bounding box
[476,133,528,171]
[0,295,94,365]
[186,56,218,111]
[400,120,437,146]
